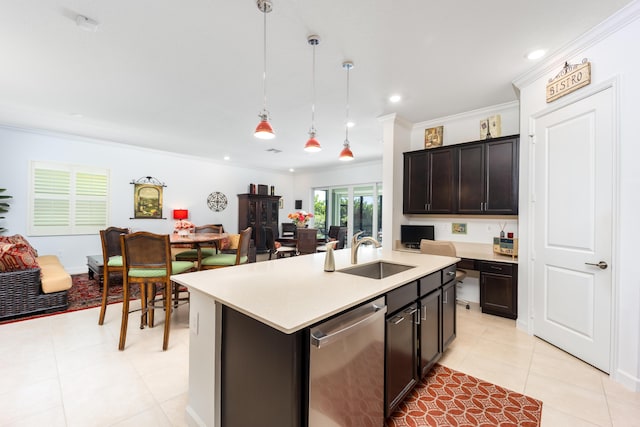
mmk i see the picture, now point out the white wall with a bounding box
[514,1,640,390]
[0,126,294,274]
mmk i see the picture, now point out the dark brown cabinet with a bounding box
[457,136,519,215]
[385,302,419,416]
[403,135,519,215]
[418,290,441,377]
[442,280,457,348]
[403,148,456,214]
[238,193,280,253]
[385,266,457,416]
[479,261,518,319]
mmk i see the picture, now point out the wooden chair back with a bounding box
[282,222,297,238]
[121,232,172,271]
[194,224,223,234]
[297,228,318,255]
[235,227,253,264]
[100,226,129,263]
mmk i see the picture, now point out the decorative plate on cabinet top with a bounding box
[207,192,227,212]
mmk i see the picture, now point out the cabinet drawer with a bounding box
[387,281,418,315]
[442,264,457,284]
[419,272,440,297]
[456,259,475,270]
[479,261,513,275]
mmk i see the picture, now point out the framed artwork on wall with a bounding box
[424,126,444,148]
[130,176,166,219]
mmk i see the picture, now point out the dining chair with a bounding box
[98,226,129,325]
[281,222,297,238]
[296,228,318,255]
[200,227,252,269]
[419,239,469,309]
[119,232,195,351]
[174,224,223,262]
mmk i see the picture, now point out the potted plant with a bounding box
[0,188,11,234]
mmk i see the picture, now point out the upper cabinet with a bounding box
[403,147,456,214]
[404,135,519,216]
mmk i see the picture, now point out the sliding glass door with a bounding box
[313,183,382,245]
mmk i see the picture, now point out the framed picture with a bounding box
[424,126,444,148]
[133,184,163,219]
[452,223,467,234]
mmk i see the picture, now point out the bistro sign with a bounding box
[546,58,591,102]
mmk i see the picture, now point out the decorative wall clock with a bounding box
[207,191,228,212]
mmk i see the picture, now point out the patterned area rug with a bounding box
[386,364,542,427]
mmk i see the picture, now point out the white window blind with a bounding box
[29,162,110,236]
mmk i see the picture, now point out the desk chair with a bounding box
[174,224,223,262]
[419,239,470,310]
[297,228,318,255]
[98,227,129,325]
[119,232,195,351]
[200,227,252,269]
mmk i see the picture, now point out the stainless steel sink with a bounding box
[337,261,415,280]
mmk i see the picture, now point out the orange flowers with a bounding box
[287,211,313,226]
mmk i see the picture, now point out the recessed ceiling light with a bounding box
[75,14,99,32]
[389,94,402,103]
[289,168,295,173]
[346,121,355,128]
[223,156,230,161]
[526,49,546,60]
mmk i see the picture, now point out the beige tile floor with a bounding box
[1,301,639,426]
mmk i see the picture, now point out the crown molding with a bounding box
[513,1,640,88]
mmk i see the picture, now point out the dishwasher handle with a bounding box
[311,303,387,348]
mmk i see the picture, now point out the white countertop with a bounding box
[171,247,458,334]
[395,241,518,264]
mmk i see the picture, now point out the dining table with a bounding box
[170,232,228,266]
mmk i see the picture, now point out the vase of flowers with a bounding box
[288,211,313,228]
[174,219,195,235]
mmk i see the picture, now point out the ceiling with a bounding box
[0,0,632,172]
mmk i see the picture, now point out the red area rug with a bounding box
[386,364,542,427]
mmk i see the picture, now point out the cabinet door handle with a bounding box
[390,315,405,325]
[447,271,455,276]
[443,290,448,304]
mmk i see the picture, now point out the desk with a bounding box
[396,241,518,319]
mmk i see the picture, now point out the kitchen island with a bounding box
[172,246,459,427]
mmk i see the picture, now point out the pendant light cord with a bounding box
[262,6,268,112]
[345,65,350,142]
[310,42,316,132]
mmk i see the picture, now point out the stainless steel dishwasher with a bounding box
[309,296,387,427]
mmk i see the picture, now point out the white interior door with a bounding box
[532,86,614,372]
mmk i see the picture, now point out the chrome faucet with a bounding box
[351,231,381,264]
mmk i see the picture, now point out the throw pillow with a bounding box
[0,242,40,272]
[0,234,38,258]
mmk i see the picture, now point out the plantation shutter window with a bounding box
[29,162,110,236]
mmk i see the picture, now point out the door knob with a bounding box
[585,261,608,270]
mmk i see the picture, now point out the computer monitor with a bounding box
[400,225,435,249]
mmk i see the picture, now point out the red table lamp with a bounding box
[173,209,189,220]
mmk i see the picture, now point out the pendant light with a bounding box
[254,0,275,140]
[304,35,321,153]
[339,61,355,161]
